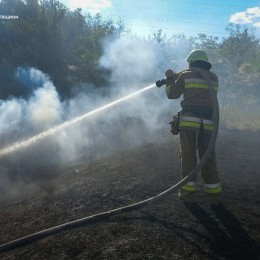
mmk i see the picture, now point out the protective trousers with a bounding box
[179,129,221,193]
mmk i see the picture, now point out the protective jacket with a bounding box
[166,68,218,133]
[166,69,218,108]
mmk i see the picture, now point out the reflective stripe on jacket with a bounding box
[166,68,219,109]
[184,78,218,92]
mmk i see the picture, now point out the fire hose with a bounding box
[0,68,219,253]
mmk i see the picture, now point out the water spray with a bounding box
[0,84,156,158]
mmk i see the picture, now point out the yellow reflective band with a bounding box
[203,124,214,131]
[181,116,214,126]
[180,117,214,131]
[204,186,222,194]
[185,83,218,92]
[166,85,171,96]
[179,121,200,128]
[185,78,218,86]
[182,185,197,192]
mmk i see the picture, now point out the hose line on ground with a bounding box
[0,68,219,253]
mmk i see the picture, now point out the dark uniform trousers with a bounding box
[180,129,221,193]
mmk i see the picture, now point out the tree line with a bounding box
[0,0,259,100]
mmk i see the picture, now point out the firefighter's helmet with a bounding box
[185,49,208,63]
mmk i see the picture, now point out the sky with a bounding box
[59,0,260,39]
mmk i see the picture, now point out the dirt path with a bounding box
[0,130,259,259]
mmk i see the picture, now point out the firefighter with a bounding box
[165,49,221,201]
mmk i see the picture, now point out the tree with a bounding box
[220,24,259,69]
[153,29,166,44]
[193,33,220,63]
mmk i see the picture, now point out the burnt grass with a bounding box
[0,130,259,259]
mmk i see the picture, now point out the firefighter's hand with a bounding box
[165,69,175,79]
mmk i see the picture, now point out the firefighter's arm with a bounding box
[165,69,184,99]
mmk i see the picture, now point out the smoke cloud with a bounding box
[3,35,258,199]
[0,38,183,197]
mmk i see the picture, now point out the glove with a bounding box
[165,69,175,79]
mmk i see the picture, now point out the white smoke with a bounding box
[1,33,259,202]
[0,68,65,195]
[100,38,161,86]
[0,98,25,142]
[99,37,187,128]
[0,37,190,196]
[0,68,64,147]
[27,81,63,131]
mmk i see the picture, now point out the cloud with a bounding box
[67,0,112,13]
[229,7,260,26]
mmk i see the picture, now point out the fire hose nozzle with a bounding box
[155,78,166,88]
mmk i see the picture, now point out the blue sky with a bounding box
[59,0,260,39]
